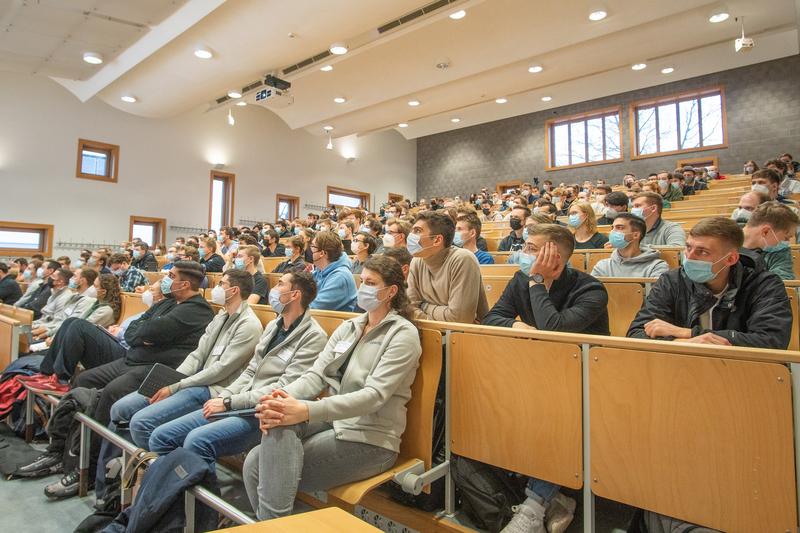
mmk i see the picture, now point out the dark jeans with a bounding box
[40,318,127,379]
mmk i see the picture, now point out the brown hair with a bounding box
[287,235,305,252]
[363,255,413,320]
[456,210,483,237]
[528,223,576,257]
[387,218,412,238]
[414,211,456,247]
[202,238,218,252]
[108,253,129,266]
[239,245,261,265]
[752,168,782,185]
[223,268,254,300]
[287,270,317,308]
[172,260,205,290]
[689,217,744,249]
[746,201,800,234]
[313,231,343,262]
[183,246,200,262]
[568,202,598,234]
[98,273,121,322]
[80,268,98,287]
[634,191,665,214]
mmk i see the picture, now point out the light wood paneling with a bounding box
[603,282,644,337]
[482,275,511,309]
[215,507,380,532]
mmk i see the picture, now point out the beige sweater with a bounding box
[407,246,488,323]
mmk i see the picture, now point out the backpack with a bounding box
[629,509,721,533]
[451,455,526,532]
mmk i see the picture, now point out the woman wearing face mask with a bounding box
[273,236,307,274]
[244,255,422,521]
[568,202,608,249]
[349,232,378,274]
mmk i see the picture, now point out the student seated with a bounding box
[273,235,306,273]
[455,211,494,264]
[382,246,413,280]
[199,237,226,273]
[591,213,669,278]
[498,206,530,252]
[261,229,286,258]
[383,218,411,249]
[742,201,799,280]
[30,267,73,325]
[751,168,793,204]
[15,260,58,317]
[568,202,608,249]
[658,171,684,203]
[309,231,357,311]
[0,261,22,305]
[109,270,265,458]
[628,217,791,348]
[595,191,629,225]
[243,256,422,520]
[131,242,158,272]
[407,211,488,323]
[731,190,768,226]
[350,231,378,274]
[631,192,686,247]
[109,252,148,292]
[235,245,269,305]
[482,224,608,533]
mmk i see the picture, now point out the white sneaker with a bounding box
[546,493,576,533]
[501,498,546,533]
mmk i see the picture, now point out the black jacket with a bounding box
[483,267,610,335]
[261,243,286,257]
[123,294,215,367]
[0,275,22,305]
[19,281,52,319]
[498,231,525,252]
[200,254,225,273]
[627,251,791,348]
[131,252,158,272]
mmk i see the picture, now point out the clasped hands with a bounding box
[643,318,730,345]
[254,389,309,433]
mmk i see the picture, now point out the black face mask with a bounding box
[510,218,523,231]
[482,208,491,215]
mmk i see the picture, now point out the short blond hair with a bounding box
[528,223,575,257]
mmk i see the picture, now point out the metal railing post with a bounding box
[581,343,595,533]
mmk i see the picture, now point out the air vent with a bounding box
[215,95,230,105]
[282,50,331,75]
[242,80,262,92]
[378,0,455,33]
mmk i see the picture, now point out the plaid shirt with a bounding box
[120,267,148,292]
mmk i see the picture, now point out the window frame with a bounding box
[129,216,166,247]
[629,86,727,160]
[326,185,370,211]
[544,106,623,171]
[495,180,522,194]
[208,171,236,231]
[275,194,300,222]
[76,138,119,183]
[388,193,404,203]
[677,156,720,170]
[0,221,54,257]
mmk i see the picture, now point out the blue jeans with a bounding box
[149,407,262,469]
[526,477,560,505]
[123,387,211,449]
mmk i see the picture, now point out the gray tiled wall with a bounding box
[417,55,800,200]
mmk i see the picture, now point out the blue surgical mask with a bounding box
[198,247,206,256]
[522,228,529,240]
[567,214,582,228]
[518,253,536,275]
[88,257,97,267]
[294,227,301,236]
[682,253,730,284]
[338,229,347,239]
[36,267,45,279]
[160,275,173,295]
[631,207,645,219]
[74,260,84,269]
[23,270,32,280]
[359,225,370,233]
[406,232,423,255]
[268,287,290,314]
[234,258,245,270]
[658,179,668,190]
[453,231,465,247]
[68,279,78,290]
[608,230,631,249]
[357,284,386,312]
[166,253,176,262]
[671,182,680,190]
[132,250,141,259]
[765,241,790,253]
[284,247,293,258]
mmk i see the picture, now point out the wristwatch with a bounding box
[530,273,545,284]
[223,397,232,411]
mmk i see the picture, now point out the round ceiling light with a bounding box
[398,123,409,128]
[120,95,137,103]
[588,10,607,21]
[631,63,647,70]
[333,97,347,104]
[227,90,242,98]
[528,64,543,73]
[449,10,466,20]
[408,99,420,107]
[194,48,213,59]
[451,118,461,123]
[495,97,508,104]
[323,125,334,131]
[541,96,552,102]
[709,10,729,23]
[661,67,675,74]
[329,43,348,55]
[320,65,333,72]
[83,52,103,64]
[236,101,247,106]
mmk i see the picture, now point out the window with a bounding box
[546,107,622,170]
[76,139,119,182]
[129,216,166,247]
[631,87,726,159]
[677,156,720,170]
[388,193,404,203]
[275,194,300,222]
[209,171,235,232]
[327,186,370,210]
[0,221,53,256]
[494,180,522,194]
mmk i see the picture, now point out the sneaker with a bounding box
[44,470,80,500]
[502,498,546,533]
[16,452,62,478]
[546,493,576,533]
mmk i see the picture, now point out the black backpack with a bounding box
[451,455,526,532]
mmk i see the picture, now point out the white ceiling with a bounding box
[1,0,798,140]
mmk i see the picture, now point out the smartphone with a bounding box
[207,408,257,420]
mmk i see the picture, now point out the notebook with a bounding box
[137,363,187,398]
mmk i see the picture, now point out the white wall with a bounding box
[0,72,417,258]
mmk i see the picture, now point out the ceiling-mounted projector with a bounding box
[734,16,754,53]
[251,86,293,109]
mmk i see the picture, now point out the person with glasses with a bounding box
[483,224,608,533]
[382,218,411,249]
[308,231,357,311]
[350,231,378,274]
[406,211,488,323]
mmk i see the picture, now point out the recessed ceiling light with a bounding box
[541,96,552,102]
[194,48,213,59]
[495,97,508,104]
[83,52,103,64]
[323,125,334,131]
[709,10,729,23]
[631,63,647,70]
[528,64,543,73]
[451,118,461,123]
[661,67,675,74]
[120,95,137,103]
[236,101,247,106]
[449,10,466,20]
[320,65,333,72]
[588,10,607,21]
[408,99,420,107]
[333,97,347,104]
[398,123,408,128]
[329,43,348,55]
[227,90,242,99]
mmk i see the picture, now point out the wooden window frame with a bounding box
[495,180,522,194]
[326,185,370,211]
[677,156,720,170]
[129,216,167,246]
[275,194,300,222]
[545,106,623,171]
[208,171,236,230]
[76,138,119,183]
[629,85,728,161]
[0,221,54,257]
[388,193,404,203]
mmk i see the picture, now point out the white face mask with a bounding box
[142,290,154,308]
[382,234,395,248]
[350,241,362,254]
[210,284,227,305]
[752,184,771,196]
[84,285,98,299]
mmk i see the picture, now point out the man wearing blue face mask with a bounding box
[742,201,799,280]
[483,223,608,532]
[131,242,158,272]
[234,245,269,305]
[631,192,686,247]
[591,214,668,278]
[628,216,791,348]
[108,253,148,292]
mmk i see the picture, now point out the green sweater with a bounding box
[762,247,795,280]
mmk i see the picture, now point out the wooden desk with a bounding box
[215,507,381,532]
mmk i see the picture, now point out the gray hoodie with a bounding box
[590,247,669,278]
